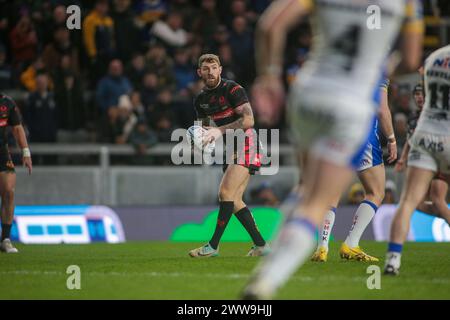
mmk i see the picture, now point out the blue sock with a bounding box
[388,242,403,253]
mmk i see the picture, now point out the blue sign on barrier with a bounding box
[373,204,450,242]
[0,205,125,244]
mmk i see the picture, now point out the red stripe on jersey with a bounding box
[212,108,235,121]
[230,85,241,94]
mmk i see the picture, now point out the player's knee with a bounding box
[218,187,234,201]
[2,188,14,202]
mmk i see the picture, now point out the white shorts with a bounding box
[408,131,450,175]
[287,87,375,168]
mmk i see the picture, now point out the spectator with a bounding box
[25,73,58,142]
[129,119,158,155]
[226,0,257,29]
[0,44,13,89]
[112,0,140,62]
[218,44,236,81]
[170,0,198,30]
[134,0,168,27]
[126,53,147,91]
[384,180,397,204]
[192,0,221,45]
[348,183,365,205]
[393,112,408,149]
[205,24,229,53]
[286,48,308,85]
[100,106,121,143]
[115,94,138,144]
[153,89,175,121]
[250,182,280,206]
[41,27,79,75]
[150,11,190,49]
[150,88,177,139]
[395,88,413,116]
[20,57,52,92]
[0,2,11,49]
[173,47,196,94]
[140,72,159,113]
[154,112,175,142]
[145,42,175,90]
[228,16,254,86]
[37,3,68,46]
[96,59,132,113]
[83,0,115,84]
[129,90,146,120]
[54,70,88,143]
[9,14,38,70]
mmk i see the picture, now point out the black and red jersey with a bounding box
[193,79,263,174]
[194,78,250,127]
[0,94,22,150]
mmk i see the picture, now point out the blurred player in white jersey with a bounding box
[395,83,450,224]
[311,77,397,263]
[385,45,450,276]
[242,0,423,299]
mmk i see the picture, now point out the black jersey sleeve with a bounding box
[227,82,249,108]
[193,95,206,119]
[7,96,22,126]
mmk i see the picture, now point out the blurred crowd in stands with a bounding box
[0,0,449,161]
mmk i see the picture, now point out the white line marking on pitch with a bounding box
[1,270,449,284]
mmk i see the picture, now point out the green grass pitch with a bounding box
[0,241,449,299]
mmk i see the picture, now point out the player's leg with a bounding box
[232,173,269,256]
[243,156,354,298]
[340,164,385,262]
[189,164,249,257]
[416,178,450,222]
[311,195,339,262]
[0,171,18,253]
[428,178,450,224]
[384,166,434,275]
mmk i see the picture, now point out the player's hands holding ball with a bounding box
[203,126,223,146]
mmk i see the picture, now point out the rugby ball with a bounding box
[186,125,215,154]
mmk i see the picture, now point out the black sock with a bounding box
[235,207,266,247]
[209,201,234,250]
[1,224,12,241]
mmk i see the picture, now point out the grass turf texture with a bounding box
[0,241,449,299]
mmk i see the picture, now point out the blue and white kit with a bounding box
[356,78,389,172]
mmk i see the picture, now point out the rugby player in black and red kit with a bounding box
[188,54,270,257]
[0,94,32,253]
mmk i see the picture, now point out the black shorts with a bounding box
[222,128,262,175]
[0,152,15,173]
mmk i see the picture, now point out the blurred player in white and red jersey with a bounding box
[395,83,450,224]
[242,0,423,299]
[385,45,450,276]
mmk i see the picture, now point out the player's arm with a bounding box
[203,84,254,144]
[11,125,32,175]
[203,102,254,145]
[378,84,397,163]
[256,0,312,77]
[8,99,32,174]
[217,103,254,133]
[391,0,424,75]
[395,141,410,172]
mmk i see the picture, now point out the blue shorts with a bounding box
[356,135,383,172]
